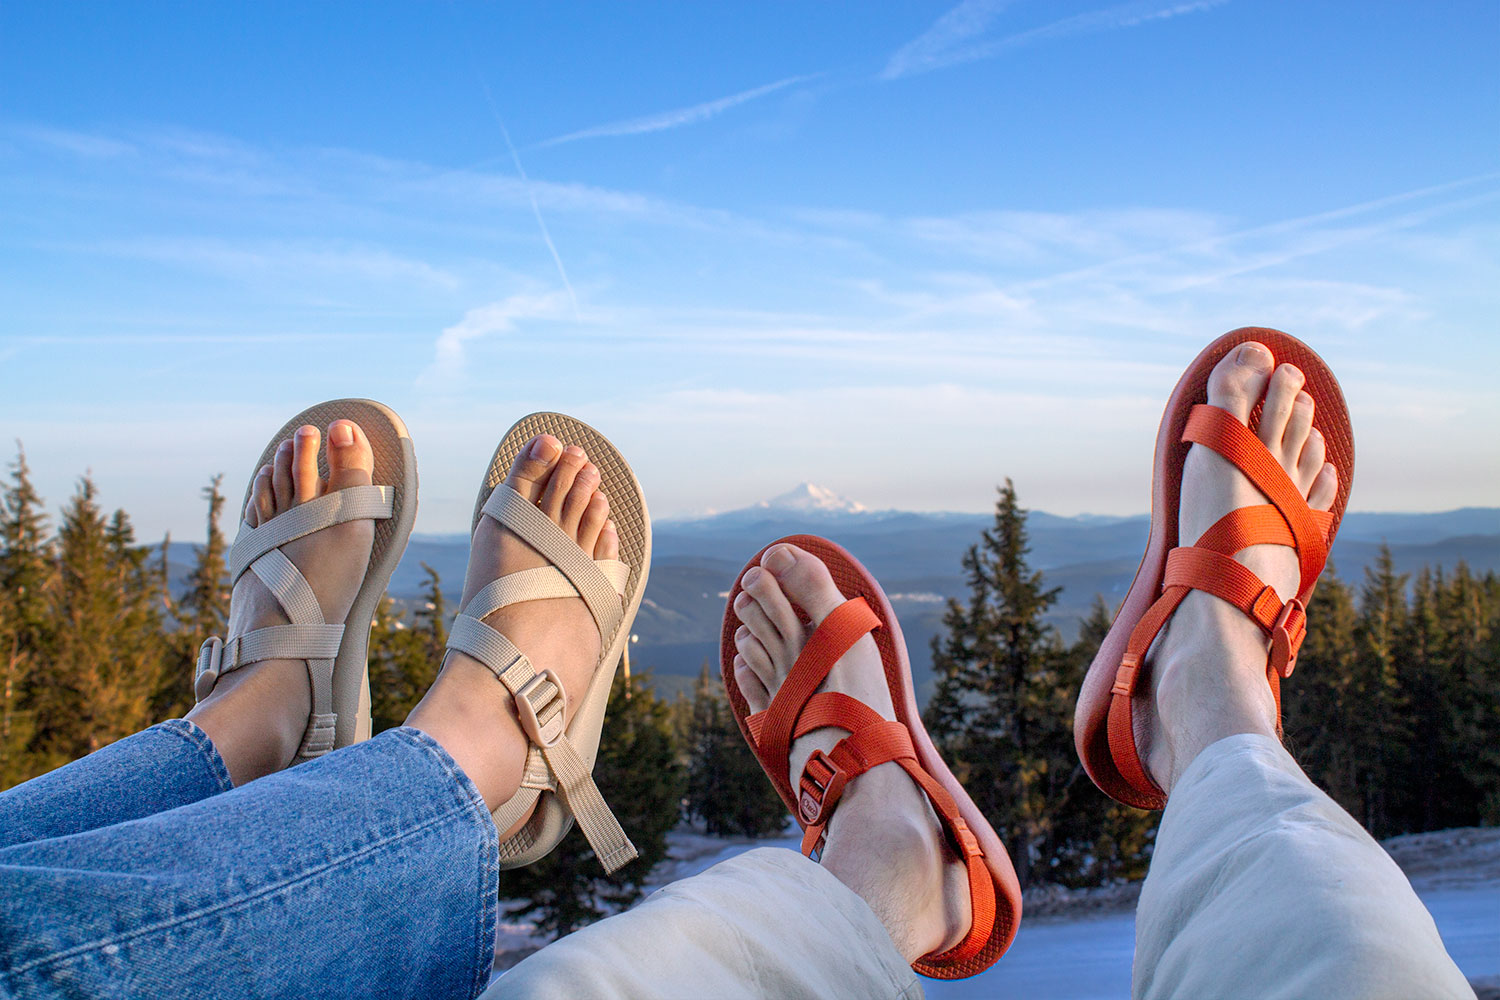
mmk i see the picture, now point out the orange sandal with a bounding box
[720,535,1022,980]
[1075,327,1355,809]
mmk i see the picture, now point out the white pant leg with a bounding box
[1134,733,1473,1000]
[488,847,923,1000]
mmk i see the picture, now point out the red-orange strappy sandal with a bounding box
[1075,327,1355,809]
[720,535,1022,979]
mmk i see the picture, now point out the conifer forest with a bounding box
[3,451,1497,939]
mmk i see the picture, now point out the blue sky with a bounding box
[2,1,1496,541]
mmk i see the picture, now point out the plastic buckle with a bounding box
[513,670,567,747]
[1270,598,1307,678]
[194,636,224,702]
[797,749,849,826]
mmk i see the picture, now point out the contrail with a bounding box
[476,77,581,321]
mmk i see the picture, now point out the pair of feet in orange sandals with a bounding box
[188,328,1351,981]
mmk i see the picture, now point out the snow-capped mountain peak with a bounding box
[757,482,867,514]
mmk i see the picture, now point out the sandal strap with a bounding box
[227,485,393,584]
[464,561,629,621]
[745,600,999,968]
[749,597,880,786]
[480,485,625,644]
[1183,405,1333,594]
[446,611,638,873]
[1103,410,1336,805]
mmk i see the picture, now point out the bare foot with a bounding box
[405,435,618,813]
[1140,342,1339,791]
[187,420,376,785]
[731,543,970,964]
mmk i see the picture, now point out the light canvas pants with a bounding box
[495,734,1473,1000]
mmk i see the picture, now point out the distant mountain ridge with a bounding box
[165,492,1500,703]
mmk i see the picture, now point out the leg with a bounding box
[1131,343,1470,999]
[498,542,976,998]
[0,728,497,1000]
[0,720,231,850]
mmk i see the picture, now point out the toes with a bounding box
[734,626,774,679]
[594,519,619,561]
[734,589,786,658]
[1308,461,1338,512]
[325,419,374,492]
[1206,341,1276,424]
[1296,426,1327,492]
[248,464,274,527]
[1258,364,1306,451]
[505,434,563,504]
[272,440,294,511]
[760,544,846,624]
[578,490,610,553]
[558,462,601,533]
[292,425,322,504]
[741,565,803,647]
[539,446,587,521]
[1282,391,1314,458]
[734,655,771,712]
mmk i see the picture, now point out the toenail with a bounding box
[299,425,318,438]
[330,422,354,447]
[743,566,763,588]
[1236,343,1273,371]
[564,445,585,460]
[763,546,795,574]
[734,591,752,609]
[736,625,749,641]
[530,435,560,460]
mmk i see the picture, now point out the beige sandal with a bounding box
[193,399,418,761]
[445,412,651,874]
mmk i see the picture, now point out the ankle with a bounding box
[404,653,530,810]
[820,769,955,962]
[186,659,310,785]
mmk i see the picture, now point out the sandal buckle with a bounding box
[194,636,224,702]
[514,669,567,748]
[1270,598,1307,678]
[798,749,849,827]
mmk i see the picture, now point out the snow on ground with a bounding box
[495,825,1500,997]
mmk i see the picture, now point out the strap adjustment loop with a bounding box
[514,669,567,748]
[1111,652,1141,698]
[1270,597,1306,678]
[797,748,849,827]
[195,636,226,701]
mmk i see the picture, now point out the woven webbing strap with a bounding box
[227,485,393,584]
[481,485,625,644]
[744,598,997,968]
[449,487,636,874]
[1104,403,1339,806]
[195,484,392,764]
[447,612,637,873]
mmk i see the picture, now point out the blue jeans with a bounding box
[0,720,499,999]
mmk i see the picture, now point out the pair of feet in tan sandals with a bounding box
[184,328,1351,981]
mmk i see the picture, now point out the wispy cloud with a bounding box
[421,291,575,387]
[883,0,1229,79]
[534,75,815,149]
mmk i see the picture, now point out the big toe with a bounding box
[761,544,846,622]
[505,433,564,503]
[326,419,374,491]
[1207,340,1276,423]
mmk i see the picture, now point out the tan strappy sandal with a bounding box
[193,399,418,761]
[444,412,651,874]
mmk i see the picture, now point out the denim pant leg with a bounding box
[0,727,499,1000]
[0,720,233,850]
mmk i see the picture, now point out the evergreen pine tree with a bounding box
[684,662,787,837]
[921,480,1077,887]
[1351,545,1409,836]
[498,670,685,937]
[1283,567,1361,814]
[159,476,230,718]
